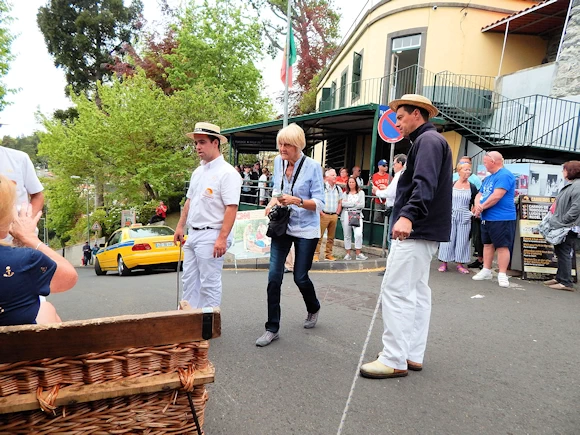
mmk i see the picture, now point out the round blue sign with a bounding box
[378,109,403,143]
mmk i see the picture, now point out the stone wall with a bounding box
[551,0,580,98]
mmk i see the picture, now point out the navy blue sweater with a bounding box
[392,123,453,242]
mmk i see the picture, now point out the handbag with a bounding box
[537,212,571,245]
[266,156,306,238]
[348,210,361,227]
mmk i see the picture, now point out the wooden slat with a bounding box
[0,367,215,414]
[0,309,221,363]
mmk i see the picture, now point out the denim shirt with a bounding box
[272,154,325,239]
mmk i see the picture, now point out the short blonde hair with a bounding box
[276,123,305,151]
[456,162,472,172]
[0,175,16,232]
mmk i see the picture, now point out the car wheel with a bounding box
[118,256,131,276]
[94,258,106,276]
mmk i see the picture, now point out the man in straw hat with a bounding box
[360,94,452,379]
[174,122,242,308]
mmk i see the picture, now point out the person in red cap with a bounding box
[371,159,390,223]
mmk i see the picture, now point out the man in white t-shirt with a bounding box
[0,146,44,214]
[174,122,242,309]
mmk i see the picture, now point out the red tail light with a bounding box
[132,243,152,251]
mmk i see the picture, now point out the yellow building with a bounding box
[315,0,577,173]
[224,0,578,246]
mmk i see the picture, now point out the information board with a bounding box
[518,195,577,280]
[227,209,271,260]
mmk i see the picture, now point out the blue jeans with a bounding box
[265,234,320,333]
[554,232,575,287]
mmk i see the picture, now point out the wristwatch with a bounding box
[298,198,304,207]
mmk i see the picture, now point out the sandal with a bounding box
[438,263,447,272]
[457,264,470,274]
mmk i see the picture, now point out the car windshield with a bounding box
[129,227,175,238]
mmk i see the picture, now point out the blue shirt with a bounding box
[453,172,482,190]
[480,167,516,221]
[272,154,325,239]
[0,246,56,326]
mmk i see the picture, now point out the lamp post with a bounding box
[71,176,91,244]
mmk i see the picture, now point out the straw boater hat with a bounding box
[388,94,439,119]
[186,122,228,145]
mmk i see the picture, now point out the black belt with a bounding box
[323,212,337,215]
[191,226,215,231]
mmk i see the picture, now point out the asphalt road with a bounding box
[52,265,580,435]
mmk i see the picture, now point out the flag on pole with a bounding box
[280,25,296,85]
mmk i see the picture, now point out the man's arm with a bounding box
[479,189,507,211]
[29,192,45,216]
[214,205,238,258]
[174,199,190,244]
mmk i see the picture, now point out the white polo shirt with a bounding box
[186,155,242,230]
[0,146,44,205]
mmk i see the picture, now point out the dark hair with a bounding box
[394,154,407,165]
[206,134,220,146]
[563,160,580,180]
[460,155,472,163]
[346,176,360,194]
[400,104,429,121]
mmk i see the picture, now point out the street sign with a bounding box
[92,221,102,232]
[377,109,403,143]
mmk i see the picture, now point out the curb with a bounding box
[223,257,385,271]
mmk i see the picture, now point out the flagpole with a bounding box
[283,0,292,128]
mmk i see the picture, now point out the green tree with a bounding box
[167,0,272,124]
[250,0,340,114]
[43,177,83,246]
[39,71,255,207]
[0,0,14,112]
[37,0,144,97]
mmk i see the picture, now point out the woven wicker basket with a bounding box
[0,387,208,435]
[0,342,209,398]
[0,341,211,434]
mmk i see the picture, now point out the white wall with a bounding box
[496,63,557,99]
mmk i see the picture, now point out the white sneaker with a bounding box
[344,254,352,260]
[356,253,368,260]
[498,273,510,288]
[472,268,492,281]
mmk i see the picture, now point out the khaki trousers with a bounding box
[315,213,338,258]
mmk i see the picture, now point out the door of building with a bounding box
[389,34,421,101]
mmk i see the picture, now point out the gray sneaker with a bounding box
[356,253,368,260]
[256,331,279,347]
[304,310,319,329]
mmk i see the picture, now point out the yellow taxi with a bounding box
[94,224,185,276]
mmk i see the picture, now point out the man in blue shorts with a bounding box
[472,151,516,288]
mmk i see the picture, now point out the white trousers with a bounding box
[182,229,232,309]
[341,213,363,250]
[379,238,438,370]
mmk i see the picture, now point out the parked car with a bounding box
[94,224,185,276]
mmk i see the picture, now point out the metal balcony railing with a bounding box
[317,64,580,154]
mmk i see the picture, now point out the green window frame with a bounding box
[339,69,348,108]
[351,52,362,100]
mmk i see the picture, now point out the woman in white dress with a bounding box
[341,177,367,260]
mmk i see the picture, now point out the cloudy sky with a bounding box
[0,0,366,137]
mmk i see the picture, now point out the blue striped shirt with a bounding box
[272,154,325,239]
[323,183,342,213]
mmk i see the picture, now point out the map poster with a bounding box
[518,196,576,280]
[121,210,136,227]
[228,209,272,260]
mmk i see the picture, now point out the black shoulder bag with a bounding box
[266,156,306,238]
